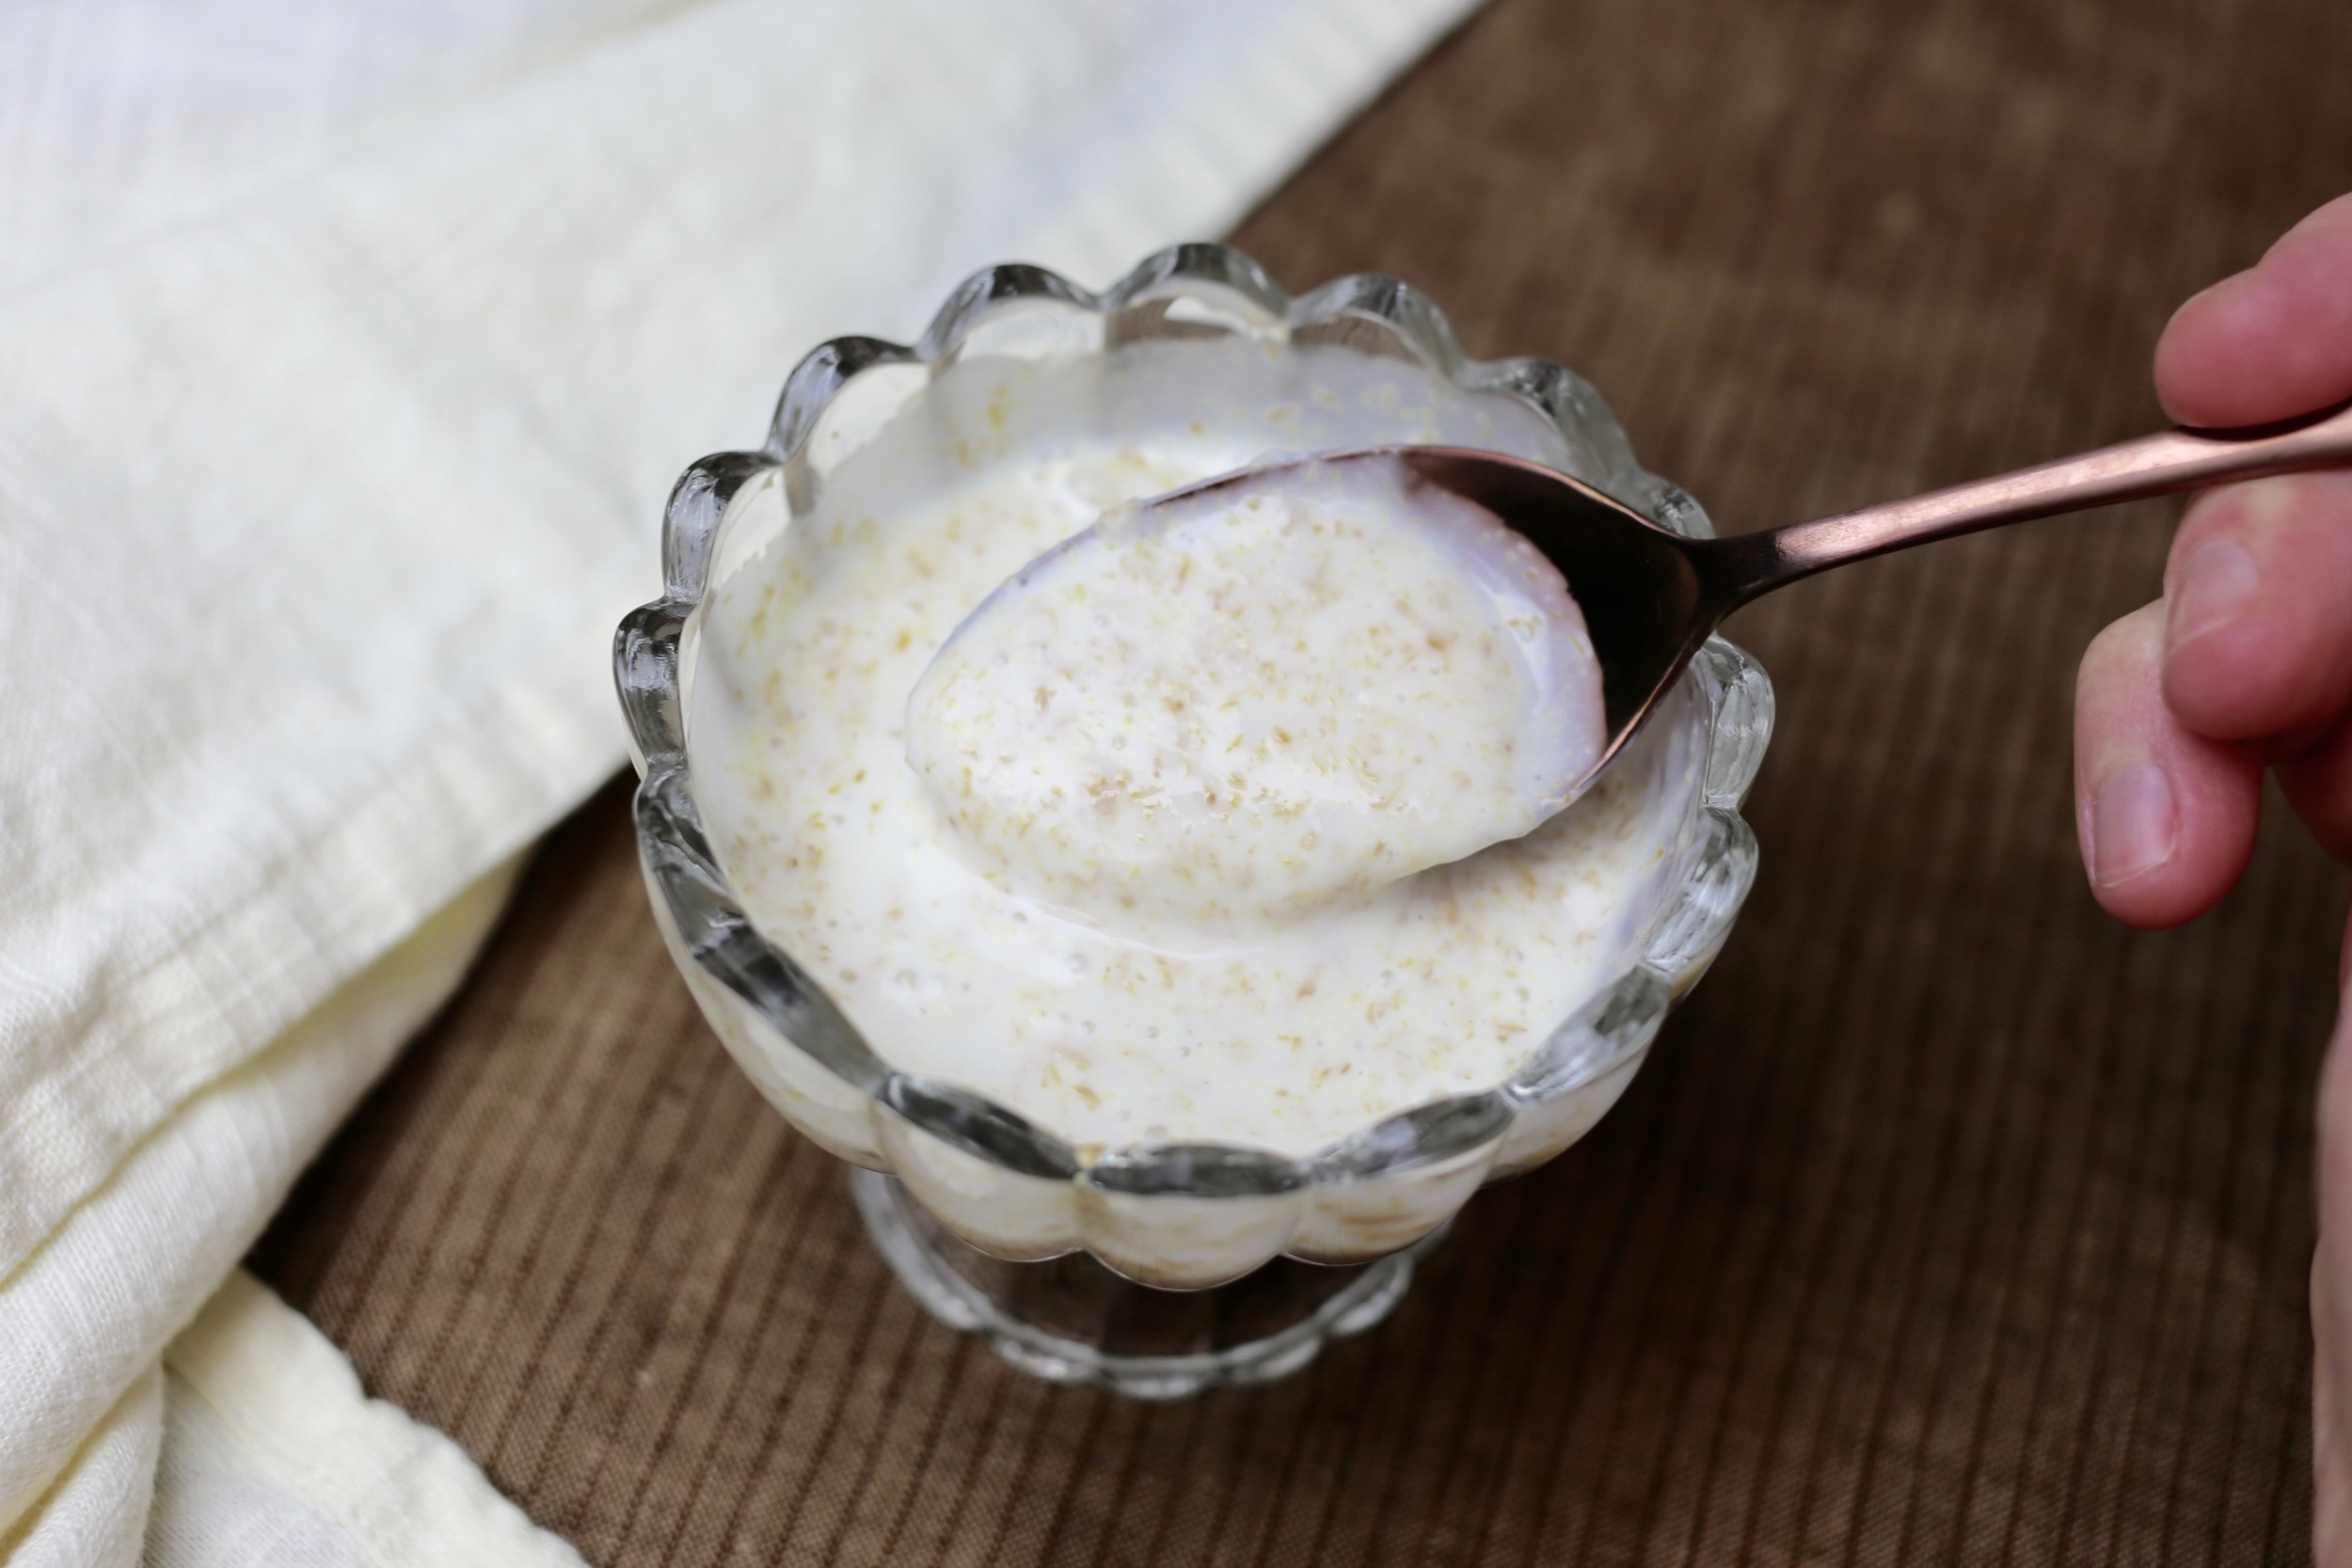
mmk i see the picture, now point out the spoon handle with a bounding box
[1707,396,2352,604]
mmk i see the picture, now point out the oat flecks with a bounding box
[903,456,1606,938]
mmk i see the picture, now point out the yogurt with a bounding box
[905,454,1608,941]
[694,341,1684,1159]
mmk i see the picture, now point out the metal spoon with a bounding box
[1191,397,2352,800]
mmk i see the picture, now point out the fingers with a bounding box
[2159,470,2352,741]
[2154,192,2352,428]
[2074,602,2264,927]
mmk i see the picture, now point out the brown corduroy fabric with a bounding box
[249,0,2352,1560]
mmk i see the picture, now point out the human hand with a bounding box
[2071,192,2352,1561]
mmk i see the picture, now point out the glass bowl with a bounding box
[615,243,1772,1398]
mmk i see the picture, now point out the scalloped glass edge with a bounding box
[615,242,1774,1285]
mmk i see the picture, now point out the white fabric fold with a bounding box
[0,0,1482,1556]
[149,1271,588,1568]
[1,1371,160,1568]
[0,863,521,1539]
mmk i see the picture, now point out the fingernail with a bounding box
[2092,760,2177,886]
[2169,538,2260,647]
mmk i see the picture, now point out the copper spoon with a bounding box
[1254,398,2352,799]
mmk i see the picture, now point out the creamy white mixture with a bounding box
[696,344,1685,1158]
[906,455,1607,941]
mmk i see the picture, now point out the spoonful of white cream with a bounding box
[903,454,1608,939]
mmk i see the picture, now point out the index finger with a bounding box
[2154,193,2352,428]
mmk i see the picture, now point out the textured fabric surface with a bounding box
[252,0,2352,1560]
[148,1271,588,1568]
[0,863,519,1560]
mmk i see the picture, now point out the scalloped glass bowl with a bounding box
[616,244,1772,1394]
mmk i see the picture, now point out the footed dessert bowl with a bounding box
[614,244,1772,1398]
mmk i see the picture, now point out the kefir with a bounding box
[905,454,1608,939]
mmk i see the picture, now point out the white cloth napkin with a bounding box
[0,0,1480,1559]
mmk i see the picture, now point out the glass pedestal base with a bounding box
[851,1169,1440,1401]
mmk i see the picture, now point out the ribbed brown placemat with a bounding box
[249,0,2352,1560]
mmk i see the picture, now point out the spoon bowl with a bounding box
[1162,396,2352,801]
[905,451,1613,933]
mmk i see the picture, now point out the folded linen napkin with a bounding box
[0,0,1480,1558]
